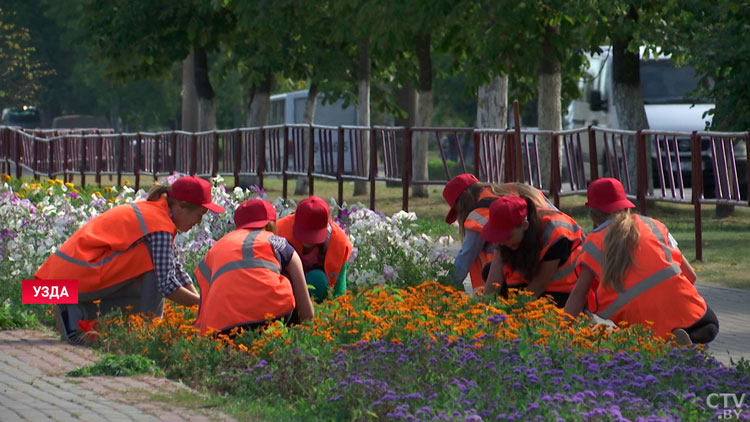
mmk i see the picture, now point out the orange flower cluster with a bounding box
[99,281,672,361]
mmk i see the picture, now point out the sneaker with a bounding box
[671,328,693,346]
[53,305,84,345]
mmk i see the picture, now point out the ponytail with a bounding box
[602,209,639,292]
[147,183,171,201]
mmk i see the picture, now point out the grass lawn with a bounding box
[29,173,750,289]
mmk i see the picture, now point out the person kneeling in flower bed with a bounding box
[480,195,586,308]
[36,176,225,344]
[276,196,353,302]
[442,173,558,292]
[564,178,718,345]
[194,199,314,336]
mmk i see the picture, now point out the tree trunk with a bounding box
[239,73,273,188]
[246,73,273,127]
[537,25,562,190]
[388,82,418,187]
[294,82,319,195]
[477,73,508,181]
[476,74,508,129]
[193,46,216,132]
[354,38,371,196]
[412,34,433,198]
[611,9,648,193]
[181,52,199,132]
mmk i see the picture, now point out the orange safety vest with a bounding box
[462,186,557,289]
[194,229,295,335]
[577,214,706,338]
[503,210,584,293]
[277,214,353,289]
[34,198,176,294]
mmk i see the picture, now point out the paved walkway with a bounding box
[0,330,236,422]
[0,283,747,421]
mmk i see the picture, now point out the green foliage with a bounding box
[0,7,53,107]
[67,353,163,377]
[0,299,40,329]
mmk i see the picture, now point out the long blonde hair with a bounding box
[594,208,640,292]
[455,182,549,238]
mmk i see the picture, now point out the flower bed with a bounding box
[2,174,749,420]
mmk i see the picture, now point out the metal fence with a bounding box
[2,124,748,261]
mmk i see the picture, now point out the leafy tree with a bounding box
[78,0,233,131]
[0,7,53,108]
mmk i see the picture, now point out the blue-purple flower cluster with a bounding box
[244,334,750,421]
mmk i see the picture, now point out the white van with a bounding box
[566,47,746,197]
[269,90,358,126]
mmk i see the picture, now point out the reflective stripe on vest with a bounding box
[598,263,681,320]
[52,203,150,269]
[199,230,281,287]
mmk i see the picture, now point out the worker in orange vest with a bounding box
[564,178,718,344]
[194,199,314,336]
[35,176,225,344]
[480,195,585,307]
[276,196,352,302]
[442,173,558,292]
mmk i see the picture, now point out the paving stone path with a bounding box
[0,330,236,422]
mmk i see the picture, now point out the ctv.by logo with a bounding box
[706,393,746,420]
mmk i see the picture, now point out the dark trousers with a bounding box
[684,306,719,344]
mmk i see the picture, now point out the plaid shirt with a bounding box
[144,231,193,297]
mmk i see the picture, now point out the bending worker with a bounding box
[564,178,718,344]
[481,195,585,307]
[277,196,353,302]
[195,199,314,336]
[442,173,557,291]
[35,176,225,343]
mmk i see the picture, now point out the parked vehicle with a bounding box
[1,106,42,129]
[566,47,747,198]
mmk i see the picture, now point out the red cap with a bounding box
[234,199,277,230]
[481,196,528,243]
[293,196,330,244]
[443,173,479,223]
[168,176,225,213]
[585,178,635,214]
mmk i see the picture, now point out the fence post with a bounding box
[15,131,22,179]
[134,132,142,191]
[96,134,103,186]
[472,130,480,179]
[212,131,219,177]
[116,134,124,186]
[152,133,160,183]
[308,124,314,196]
[259,127,266,189]
[370,126,377,210]
[588,125,598,180]
[282,125,289,200]
[33,134,39,180]
[48,137,54,180]
[337,127,344,208]
[745,132,750,207]
[170,131,177,174]
[550,133,561,208]
[190,132,197,176]
[233,129,241,189]
[402,128,412,212]
[80,135,87,187]
[636,130,647,216]
[691,130,703,261]
[63,136,69,183]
